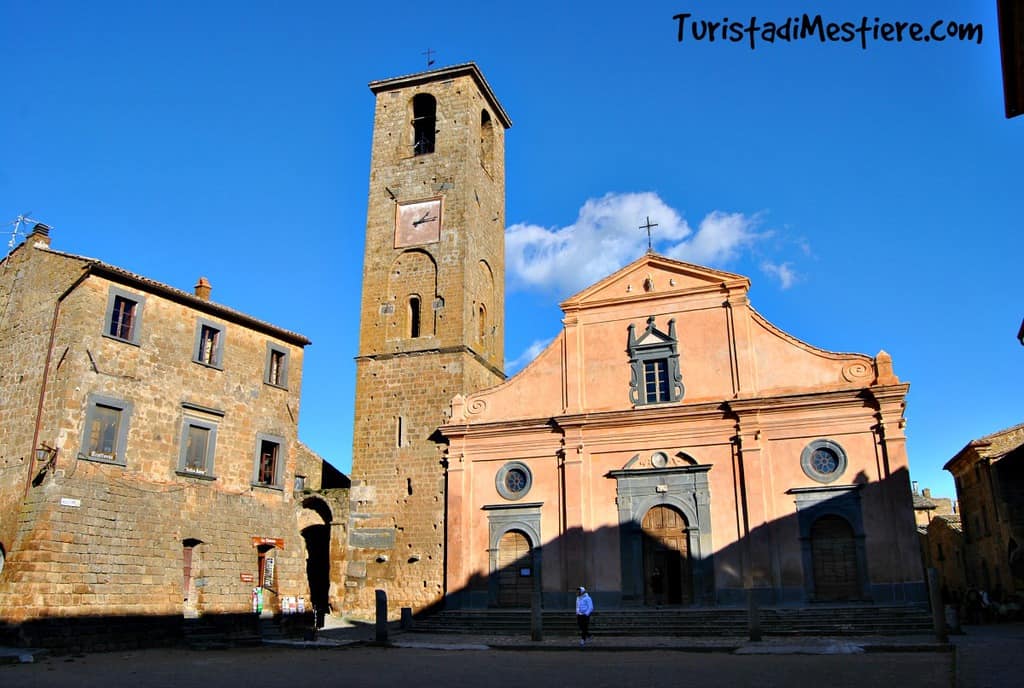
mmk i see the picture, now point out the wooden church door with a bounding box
[810,515,860,601]
[497,530,533,607]
[642,505,692,605]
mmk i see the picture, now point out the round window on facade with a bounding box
[800,439,847,484]
[651,451,669,468]
[496,462,533,501]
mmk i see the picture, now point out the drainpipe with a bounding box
[25,267,92,498]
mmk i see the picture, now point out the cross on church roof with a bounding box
[639,216,658,253]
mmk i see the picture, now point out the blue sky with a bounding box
[3,1,1020,499]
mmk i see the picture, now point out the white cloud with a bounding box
[506,192,771,296]
[761,261,798,289]
[506,338,551,375]
[664,211,766,265]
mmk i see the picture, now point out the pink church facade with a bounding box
[439,254,924,609]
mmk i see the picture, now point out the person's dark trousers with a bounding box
[577,614,590,640]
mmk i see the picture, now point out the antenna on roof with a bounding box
[7,212,41,252]
[423,48,436,68]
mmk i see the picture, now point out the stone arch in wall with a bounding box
[387,250,437,340]
[791,485,870,602]
[641,504,692,606]
[485,504,542,609]
[612,464,714,606]
[182,538,204,617]
[809,515,860,601]
[480,109,494,174]
[300,496,333,627]
[412,93,436,155]
[476,260,494,348]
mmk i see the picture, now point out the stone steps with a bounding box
[409,606,933,637]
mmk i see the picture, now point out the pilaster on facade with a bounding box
[724,289,758,398]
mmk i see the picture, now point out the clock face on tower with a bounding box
[395,197,442,248]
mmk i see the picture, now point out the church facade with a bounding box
[440,254,925,608]
[345,62,923,616]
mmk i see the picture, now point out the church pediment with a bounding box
[620,450,702,470]
[560,253,749,310]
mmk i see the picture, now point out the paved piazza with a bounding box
[3,647,951,688]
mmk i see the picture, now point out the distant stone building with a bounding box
[926,514,966,602]
[0,224,334,646]
[911,482,956,529]
[944,422,1024,601]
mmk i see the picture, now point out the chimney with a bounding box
[912,480,919,495]
[29,222,52,248]
[194,276,212,300]
[923,488,931,498]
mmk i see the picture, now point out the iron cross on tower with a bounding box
[640,216,658,253]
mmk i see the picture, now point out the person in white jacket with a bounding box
[575,586,594,646]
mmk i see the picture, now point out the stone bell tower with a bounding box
[345,63,511,616]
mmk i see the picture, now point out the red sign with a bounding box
[240,573,254,583]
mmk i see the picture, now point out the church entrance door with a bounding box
[810,515,860,601]
[642,505,691,605]
[496,530,533,608]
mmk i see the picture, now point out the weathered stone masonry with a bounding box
[345,64,511,617]
[0,225,322,646]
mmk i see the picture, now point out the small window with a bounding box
[193,318,225,368]
[627,316,684,406]
[478,304,487,340]
[81,394,132,465]
[409,296,422,338]
[643,359,670,403]
[253,434,285,489]
[412,93,436,155]
[178,417,217,478]
[495,461,533,501]
[480,110,494,174]
[800,439,848,484]
[265,343,289,388]
[103,287,145,345]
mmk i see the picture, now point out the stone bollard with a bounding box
[927,568,948,643]
[530,591,543,641]
[375,589,388,642]
[747,589,762,642]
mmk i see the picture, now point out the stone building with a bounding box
[439,254,925,609]
[944,422,1024,601]
[344,63,510,617]
[911,482,956,529]
[0,224,331,646]
[925,514,966,603]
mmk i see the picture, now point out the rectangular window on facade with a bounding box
[81,394,132,464]
[643,359,670,403]
[193,319,225,368]
[253,434,285,488]
[178,418,217,477]
[103,287,145,345]
[264,343,289,388]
